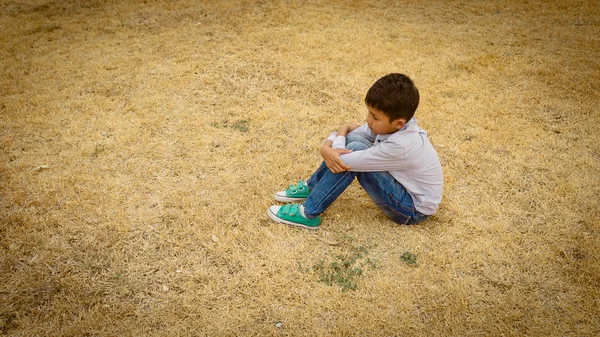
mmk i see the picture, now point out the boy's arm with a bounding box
[321,140,352,173]
[340,139,412,172]
[336,123,361,137]
[329,123,362,149]
[320,123,359,173]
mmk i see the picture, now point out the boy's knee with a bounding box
[346,134,369,145]
[345,134,372,151]
[346,141,369,151]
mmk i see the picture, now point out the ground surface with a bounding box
[1,0,599,336]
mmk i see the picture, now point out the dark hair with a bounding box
[365,73,420,122]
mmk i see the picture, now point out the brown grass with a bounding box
[1,0,599,336]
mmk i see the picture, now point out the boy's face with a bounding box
[366,105,406,135]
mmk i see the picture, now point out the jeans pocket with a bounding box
[380,204,411,224]
[379,193,416,225]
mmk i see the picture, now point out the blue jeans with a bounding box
[302,134,429,225]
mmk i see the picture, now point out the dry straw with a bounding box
[1,0,599,336]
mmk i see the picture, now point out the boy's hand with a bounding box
[336,124,361,137]
[321,145,352,173]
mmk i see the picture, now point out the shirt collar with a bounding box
[375,117,417,142]
[401,117,416,131]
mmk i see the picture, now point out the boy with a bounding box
[267,73,443,229]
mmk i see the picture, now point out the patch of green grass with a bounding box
[312,243,377,292]
[91,142,106,157]
[210,119,249,132]
[401,251,417,266]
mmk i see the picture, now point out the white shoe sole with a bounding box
[267,206,319,230]
[274,192,308,203]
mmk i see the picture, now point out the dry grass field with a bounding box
[1,0,599,336]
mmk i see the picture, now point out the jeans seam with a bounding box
[307,163,328,190]
[387,192,415,213]
[304,171,354,217]
[362,172,415,221]
[380,204,411,225]
[373,173,413,207]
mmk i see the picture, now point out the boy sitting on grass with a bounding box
[268,73,443,229]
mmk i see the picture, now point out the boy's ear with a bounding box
[393,118,406,130]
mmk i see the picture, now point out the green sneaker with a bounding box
[267,204,321,230]
[274,180,311,202]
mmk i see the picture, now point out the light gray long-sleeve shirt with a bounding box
[328,118,443,215]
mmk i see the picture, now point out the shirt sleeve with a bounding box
[327,125,374,149]
[332,136,346,149]
[340,139,408,172]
